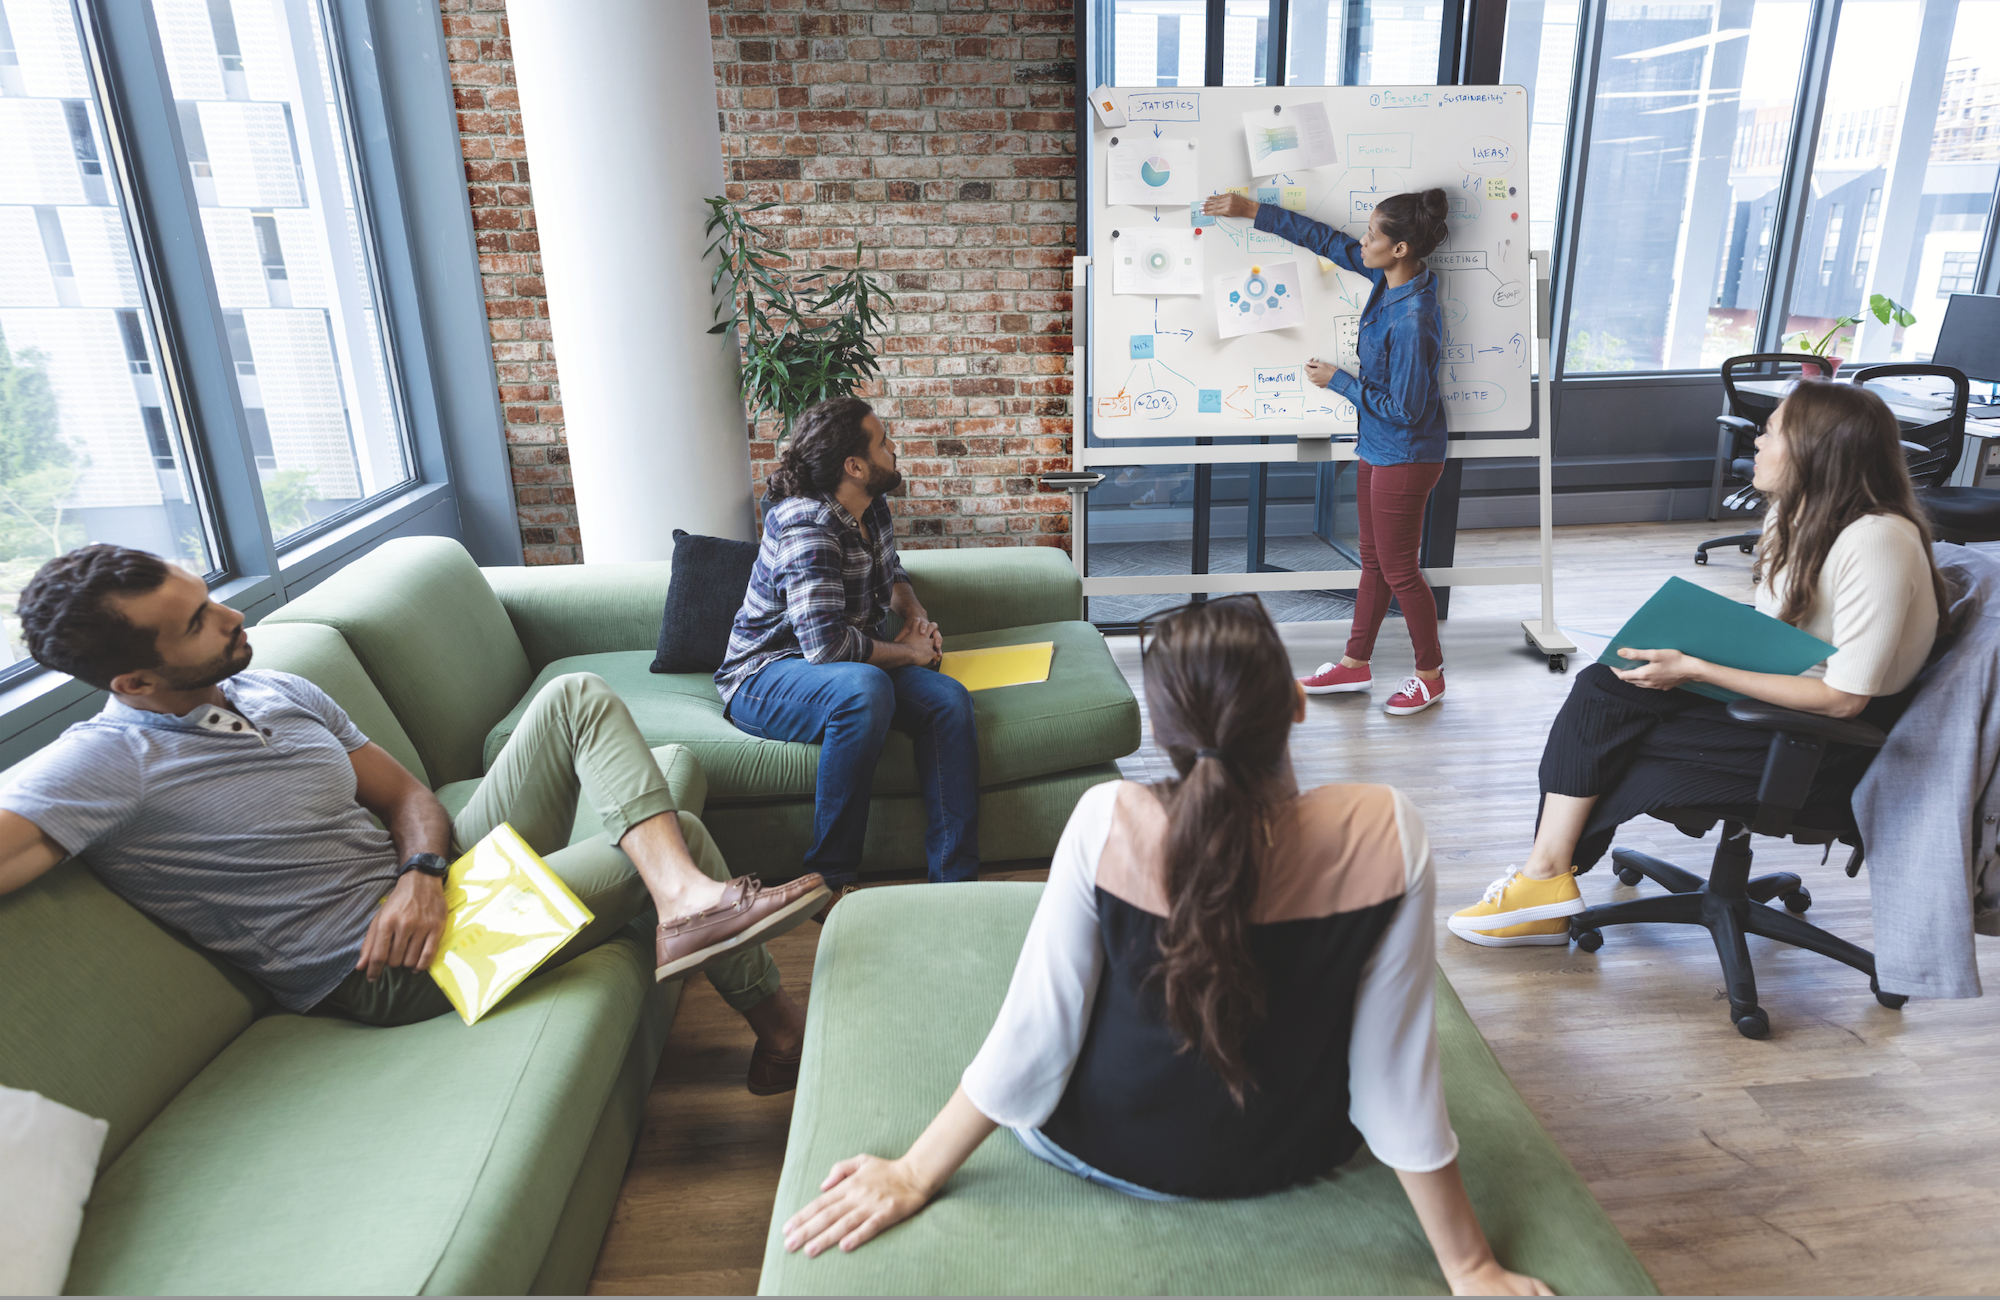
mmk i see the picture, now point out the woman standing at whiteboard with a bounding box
[1202,188,1452,716]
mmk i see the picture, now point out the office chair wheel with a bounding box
[1694,551,1708,565]
[1781,886,1812,913]
[1548,654,1567,673]
[1734,1008,1770,1040]
[1573,927,1603,953]
[1739,543,1754,554]
[1616,865,1643,886]
[1870,977,1908,1011]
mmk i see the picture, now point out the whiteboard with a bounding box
[1087,85,1533,438]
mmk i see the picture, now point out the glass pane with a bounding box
[1565,0,1814,373]
[1286,0,1446,86]
[150,0,410,543]
[0,0,214,671]
[1111,1,1208,87]
[1220,0,1270,86]
[1780,0,1999,365]
[1500,1,1583,260]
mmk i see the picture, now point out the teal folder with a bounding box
[1597,576,1836,702]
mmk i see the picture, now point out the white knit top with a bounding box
[1754,512,1938,697]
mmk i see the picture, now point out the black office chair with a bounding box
[1850,363,2000,543]
[1567,700,1907,1040]
[1696,353,1821,566]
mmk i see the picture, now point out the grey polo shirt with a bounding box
[0,670,400,1012]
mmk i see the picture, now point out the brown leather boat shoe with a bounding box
[746,1038,803,1096]
[655,873,830,982]
[811,883,859,925]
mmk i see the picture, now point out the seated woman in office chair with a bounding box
[1449,381,1949,945]
[780,597,1551,1296]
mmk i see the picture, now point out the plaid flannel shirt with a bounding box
[715,493,912,708]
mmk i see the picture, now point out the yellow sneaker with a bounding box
[1448,867,1585,948]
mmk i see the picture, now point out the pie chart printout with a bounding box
[1140,155,1173,188]
[1104,133,1199,205]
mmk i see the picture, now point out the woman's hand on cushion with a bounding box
[1305,358,1339,389]
[1446,1259,1554,1296]
[1611,646,1704,691]
[783,1154,932,1256]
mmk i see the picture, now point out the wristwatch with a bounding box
[397,852,450,881]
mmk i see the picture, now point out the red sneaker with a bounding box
[1301,660,1371,694]
[1384,674,1445,715]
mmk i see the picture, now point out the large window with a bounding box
[1780,0,2000,364]
[1286,0,1448,85]
[1110,1,1210,85]
[0,0,450,685]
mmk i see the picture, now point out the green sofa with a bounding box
[761,884,1660,1297]
[0,535,1137,1293]
[263,536,1142,877]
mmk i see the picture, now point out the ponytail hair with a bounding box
[1139,594,1298,1106]
[1373,188,1451,260]
[765,397,875,501]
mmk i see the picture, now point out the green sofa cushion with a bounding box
[262,537,533,787]
[0,863,267,1169]
[67,929,655,1297]
[243,620,430,786]
[482,623,1139,801]
[760,883,1659,1297]
[898,548,1082,636]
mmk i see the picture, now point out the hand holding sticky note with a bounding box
[1597,577,1834,702]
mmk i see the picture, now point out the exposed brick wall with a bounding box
[442,0,1077,562]
[714,0,1078,549]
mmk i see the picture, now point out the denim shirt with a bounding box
[1252,205,1448,465]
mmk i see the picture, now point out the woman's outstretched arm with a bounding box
[1396,1162,1554,1296]
[782,1086,998,1256]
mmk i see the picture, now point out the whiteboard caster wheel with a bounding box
[1526,631,1536,648]
[1548,654,1567,673]
[1734,1007,1770,1040]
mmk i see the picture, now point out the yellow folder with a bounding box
[428,823,593,1025]
[939,641,1055,691]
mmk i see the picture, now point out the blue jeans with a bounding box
[1012,1126,1188,1201]
[726,657,980,885]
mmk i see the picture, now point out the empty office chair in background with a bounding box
[1851,363,2000,543]
[1697,353,1820,566]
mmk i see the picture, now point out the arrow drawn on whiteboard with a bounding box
[1118,363,1138,397]
[1154,206,1161,223]
[1478,347,1504,356]
[1153,123,1162,138]
[1156,357,1198,385]
[1166,328,1194,342]
[1146,362,1158,388]
[1224,385,1254,418]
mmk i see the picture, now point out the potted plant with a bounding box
[704,196,895,445]
[1790,294,1917,377]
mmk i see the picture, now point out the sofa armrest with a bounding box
[899,548,1081,635]
[483,562,673,669]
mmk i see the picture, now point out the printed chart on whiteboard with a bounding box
[1087,85,1532,438]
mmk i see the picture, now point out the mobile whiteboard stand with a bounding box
[1070,248,1577,673]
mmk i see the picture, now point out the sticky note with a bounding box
[1198,389,1222,413]
[1130,335,1154,359]
[1486,177,1508,199]
[1256,186,1280,205]
[1280,186,1307,211]
[1190,201,1216,227]
[1225,186,1251,200]
[1316,255,1337,273]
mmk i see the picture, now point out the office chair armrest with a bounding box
[1900,439,1927,456]
[1717,415,1758,436]
[1725,700,1887,748]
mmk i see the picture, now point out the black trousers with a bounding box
[1538,664,1884,871]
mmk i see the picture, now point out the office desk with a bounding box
[1736,377,2000,489]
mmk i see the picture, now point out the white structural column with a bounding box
[505,0,754,554]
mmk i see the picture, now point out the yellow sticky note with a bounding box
[429,823,593,1025]
[1280,186,1307,211]
[1225,186,1251,198]
[1486,177,1508,199]
[1316,255,1337,273]
[939,642,1055,692]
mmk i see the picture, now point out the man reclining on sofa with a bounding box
[718,397,980,890]
[0,546,829,1093]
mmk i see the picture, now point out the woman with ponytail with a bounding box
[1203,187,1456,716]
[781,596,1550,1296]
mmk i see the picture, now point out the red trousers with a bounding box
[1345,459,1446,672]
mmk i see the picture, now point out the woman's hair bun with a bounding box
[1374,188,1452,260]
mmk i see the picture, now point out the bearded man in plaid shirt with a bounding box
[716,398,979,894]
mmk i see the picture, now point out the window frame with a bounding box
[0,0,518,769]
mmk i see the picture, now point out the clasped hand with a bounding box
[896,614,943,667]
[1611,646,1704,690]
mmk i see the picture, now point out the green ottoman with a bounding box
[760,883,1658,1296]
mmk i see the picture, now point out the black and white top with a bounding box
[962,778,1457,1199]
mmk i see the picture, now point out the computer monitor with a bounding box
[1930,293,2000,403]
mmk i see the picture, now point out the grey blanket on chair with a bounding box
[1852,543,2000,999]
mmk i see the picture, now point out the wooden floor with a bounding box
[588,520,2000,1297]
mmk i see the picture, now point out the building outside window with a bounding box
[1111,1,1209,86]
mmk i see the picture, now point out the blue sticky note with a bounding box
[1190,201,1216,227]
[1198,389,1222,413]
[1130,335,1154,359]
[1256,186,1280,205]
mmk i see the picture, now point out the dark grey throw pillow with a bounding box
[650,528,760,674]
